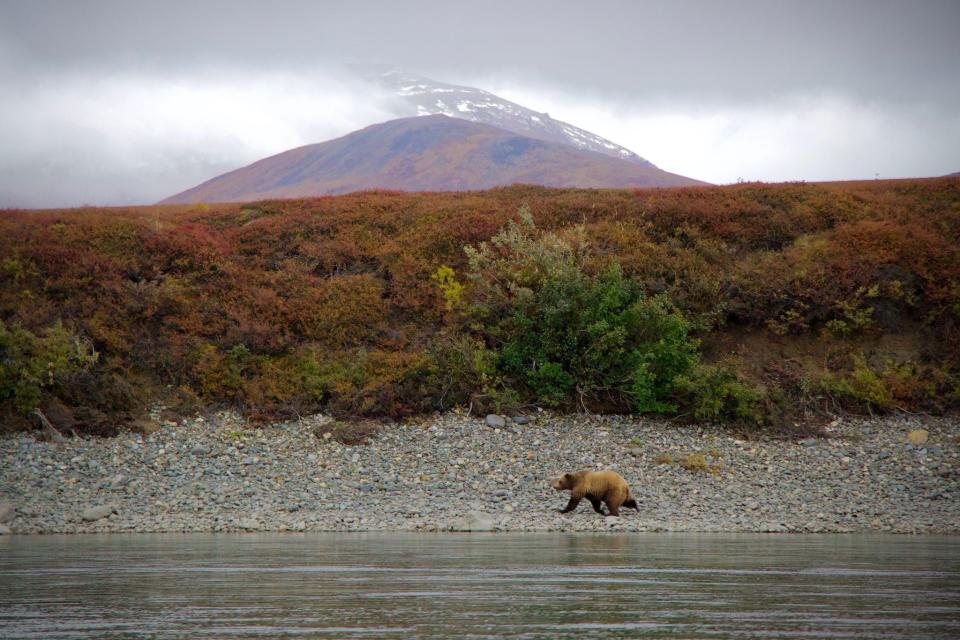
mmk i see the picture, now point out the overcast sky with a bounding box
[1,0,958,207]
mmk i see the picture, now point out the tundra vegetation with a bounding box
[1,179,958,436]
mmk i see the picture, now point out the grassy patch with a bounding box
[653,453,674,465]
[1,179,958,434]
[316,420,382,446]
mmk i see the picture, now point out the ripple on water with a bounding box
[0,533,958,639]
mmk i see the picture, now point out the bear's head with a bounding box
[551,473,575,491]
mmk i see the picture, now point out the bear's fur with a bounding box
[551,470,639,516]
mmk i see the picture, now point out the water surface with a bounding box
[1,533,958,638]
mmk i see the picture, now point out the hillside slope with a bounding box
[4,179,958,434]
[162,115,704,204]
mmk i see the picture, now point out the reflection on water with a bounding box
[1,533,958,639]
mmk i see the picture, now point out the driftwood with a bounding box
[29,408,68,443]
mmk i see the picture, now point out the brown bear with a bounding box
[551,470,639,516]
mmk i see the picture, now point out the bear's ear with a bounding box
[563,473,572,480]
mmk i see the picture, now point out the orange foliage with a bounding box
[1,178,958,429]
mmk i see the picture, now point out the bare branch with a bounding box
[30,408,68,443]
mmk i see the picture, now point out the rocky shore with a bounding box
[1,410,958,535]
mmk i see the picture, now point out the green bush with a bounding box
[462,207,700,413]
[820,354,892,412]
[426,333,510,411]
[0,320,98,413]
[675,364,764,422]
[294,347,436,416]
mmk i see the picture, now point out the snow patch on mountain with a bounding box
[369,70,652,166]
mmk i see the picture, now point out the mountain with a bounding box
[369,70,653,166]
[162,115,704,204]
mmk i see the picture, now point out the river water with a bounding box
[1,533,958,639]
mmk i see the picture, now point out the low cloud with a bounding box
[1,64,957,208]
[0,68,395,207]
[2,1,958,207]
[486,81,960,184]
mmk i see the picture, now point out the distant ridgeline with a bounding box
[161,115,704,204]
[2,178,959,435]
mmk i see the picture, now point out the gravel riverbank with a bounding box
[1,411,958,534]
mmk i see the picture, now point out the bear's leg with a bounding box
[559,496,582,514]
[624,498,639,512]
[605,496,623,517]
[586,495,606,515]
